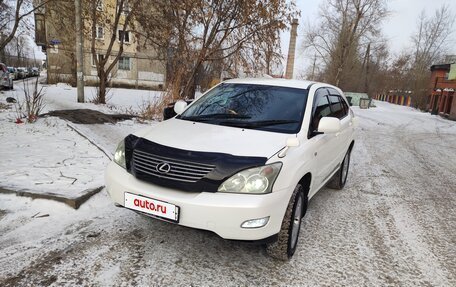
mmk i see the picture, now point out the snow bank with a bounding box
[0,114,109,200]
[0,81,162,205]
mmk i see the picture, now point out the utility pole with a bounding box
[75,0,85,102]
[363,43,371,93]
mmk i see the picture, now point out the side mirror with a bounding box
[174,100,188,115]
[318,117,341,134]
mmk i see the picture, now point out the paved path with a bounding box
[0,101,455,286]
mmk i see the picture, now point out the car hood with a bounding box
[133,118,292,158]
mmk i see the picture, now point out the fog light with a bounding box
[241,216,270,229]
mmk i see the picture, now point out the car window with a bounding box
[328,95,345,119]
[180,83,309,134]
[340,98,349,115]
[309,88,331,136]
[327,88,348,119]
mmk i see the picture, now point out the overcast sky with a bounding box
[34,1,456,70]
[282,0,456,76]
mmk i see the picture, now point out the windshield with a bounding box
[179,83,309,134]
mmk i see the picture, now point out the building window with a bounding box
[118,57,131,70]
[96,26,104,39]
[118,30,130,43]
[117,0,130,14]
[92,54,105,67]
[96,0,104,11]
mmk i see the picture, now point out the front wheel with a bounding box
[266,184,306,260]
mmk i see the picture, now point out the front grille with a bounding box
[132,149,215,183]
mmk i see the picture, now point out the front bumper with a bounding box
[105,162,291,240]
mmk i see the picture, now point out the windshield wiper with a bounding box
[181,113,251,121]
[219,120,299,128]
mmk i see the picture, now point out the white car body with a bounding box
[105,78,356,256]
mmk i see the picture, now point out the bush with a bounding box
[14,78,46,123]
[136,98,167,122]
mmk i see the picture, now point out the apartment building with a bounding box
[34,0,166,89]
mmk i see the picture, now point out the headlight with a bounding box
[218,163,282,194]
[113,139,126,169]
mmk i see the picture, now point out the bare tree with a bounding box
[304,0,389,90]
[36,0,167,101]
[0,0,53,54]
[4,32,32,66]
[408,5,455,109]
[233,26,284,77]
[382,52,413,94]
[358,40,390,94]
[150,0,297,100]
[85,0,144,104]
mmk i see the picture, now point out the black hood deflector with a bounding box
[125,134,267,192]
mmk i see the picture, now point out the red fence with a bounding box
[374,94,412,107]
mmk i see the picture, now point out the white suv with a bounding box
[105,78,356,260]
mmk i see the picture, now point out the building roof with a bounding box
[430,64,451,72]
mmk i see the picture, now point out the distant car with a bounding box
[32,67,40,76]
[27,67,34,77]
[16,67,26,79]
[7,67,18,80]
[0,63,13,90]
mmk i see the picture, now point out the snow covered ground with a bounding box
[0,115,108,197]
[0,99,455,286]
[0,78,160,202]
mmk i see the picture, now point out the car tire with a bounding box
[266,184,306,260]
[327,148,351,190]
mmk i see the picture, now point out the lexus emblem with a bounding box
[156,162,171,174]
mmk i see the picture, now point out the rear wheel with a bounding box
[266,184,306,260]
[327,148,351,190]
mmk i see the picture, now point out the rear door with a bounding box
[327,88,352,163]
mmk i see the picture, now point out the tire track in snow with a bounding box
[355,104,456,286]
[390,203,453,286]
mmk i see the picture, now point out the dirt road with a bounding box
[1,101,455,286]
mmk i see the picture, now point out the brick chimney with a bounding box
[285,19,299,79]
